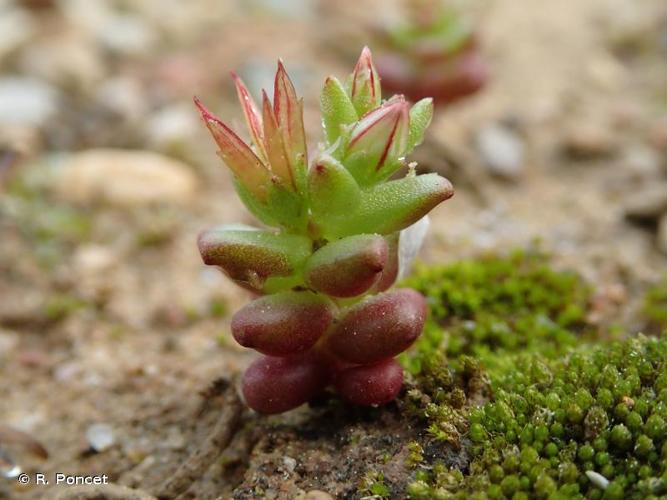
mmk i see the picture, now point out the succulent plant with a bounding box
[195,47,453,414]
[373,0,489,105]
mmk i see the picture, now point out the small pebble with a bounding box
[475,124,524,180]
[86,423,115,452]
[624,184,667,223]
[282,455,297,473]
[56,149,198,206]
[304,491,334,500]
[562,124,616,159]
[0,77,59,127]
[585,470,610,489]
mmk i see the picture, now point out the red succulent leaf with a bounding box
[261,90,295,190]
[194,96,271,201]
[231,72,268,162]
[274,61,308,181]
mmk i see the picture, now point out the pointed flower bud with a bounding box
[194,97,272,201]
[348,46,382,116]
[344,97,410,185]
[407,98,433,153]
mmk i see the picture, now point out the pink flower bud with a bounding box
[261,89,295,190]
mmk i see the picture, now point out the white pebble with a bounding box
[86,423,115,452]
[585,470,610,490]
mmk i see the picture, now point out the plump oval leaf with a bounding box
[242,354,330,414]
[304,234,387,297]
[232,291,335,356]
[325,288,426,364]
[335,358,404,406]
[198,225,311,290]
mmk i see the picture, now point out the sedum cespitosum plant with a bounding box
[195,47,453,414]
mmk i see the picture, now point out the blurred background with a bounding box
[0,0,666,497]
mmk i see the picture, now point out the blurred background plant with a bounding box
[373,0,489,106]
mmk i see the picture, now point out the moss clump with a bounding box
[407,335,667,499]
[401,249,592,375]
[643,277,667,334]
[396,252,667,498]
[358,470,392,498]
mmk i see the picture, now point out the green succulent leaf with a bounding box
[320,77,358,146]
[233,179,279,228]
[197,225,311,291]
[331,173,454,237]
[233,179,306,232]
[307,154,361,238]
[343,97,410,187]
[407,98,433,154]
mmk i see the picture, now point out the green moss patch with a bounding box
[394,252,667,499]
[401,249,592,375]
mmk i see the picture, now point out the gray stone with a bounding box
[624,184,667,223]
[86,423,114,452]
[56,149,198,206]
[476,124,525,180]
[0,77,59,127]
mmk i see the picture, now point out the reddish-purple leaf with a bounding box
[325,288,426,364]
[304,234,388,298]
[335,358,404,406]
[242,354,330,414]
[371,233,400,292]
[232,291,335,356]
